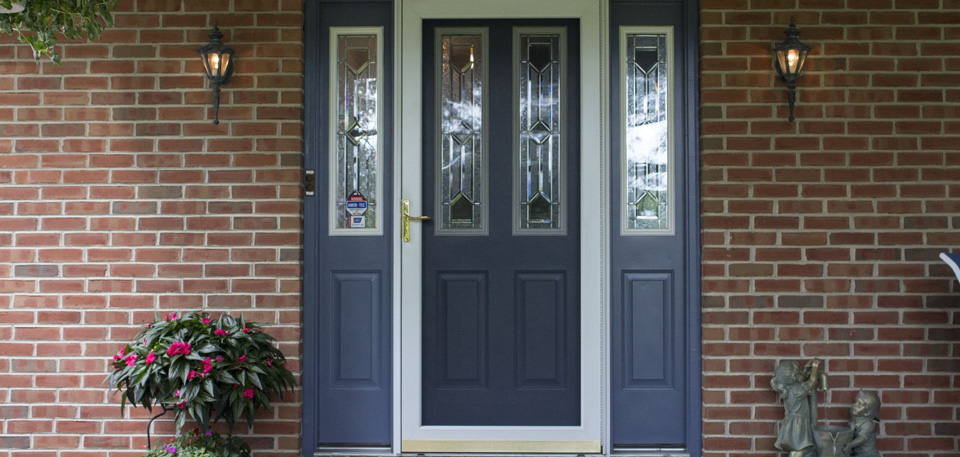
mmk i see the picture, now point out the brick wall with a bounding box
[0,0,304,455]
[3,0,960,456]
[700,2,959,457]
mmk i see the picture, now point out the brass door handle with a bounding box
[401,199,431,242]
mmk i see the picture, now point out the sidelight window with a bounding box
[330,28,383,235]
[621,28,673,235]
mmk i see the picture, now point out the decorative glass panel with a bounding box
[624,33,670,232]
[335,33,379,231]
[518,33,562,231]
[439,34,484,231]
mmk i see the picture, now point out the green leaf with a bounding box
[204,378,215,398]
[0,0,121,63]
[247,372,262,390]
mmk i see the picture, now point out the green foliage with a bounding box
[0,0,120,63]
[107,312,298,435]
[143,429,251,457]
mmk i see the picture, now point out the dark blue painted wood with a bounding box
[683,0,703,455]
[609,1,701,450]
[420,19,581,427]
[303,1,394,450]
[302,1,321,453]
[516,272,567,388]
[623,272,672,387]
[438,272,488,387]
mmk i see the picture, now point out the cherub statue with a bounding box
[844,390,881,457]
[771,359,823,457]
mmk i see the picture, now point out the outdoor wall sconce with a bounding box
[773,18,810,122]
[198,23,234,124]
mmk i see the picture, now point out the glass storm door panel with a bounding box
[420,20,581,427]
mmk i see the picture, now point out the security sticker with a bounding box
[346,192,368,228]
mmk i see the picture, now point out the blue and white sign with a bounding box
[346,192,368,228]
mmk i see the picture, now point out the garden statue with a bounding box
[771,358,824,457]
[771,360,882,457]
[845,390,881,457]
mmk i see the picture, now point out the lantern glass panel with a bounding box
[219,53,232,78]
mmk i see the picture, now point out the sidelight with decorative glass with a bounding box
[622,29,673,234]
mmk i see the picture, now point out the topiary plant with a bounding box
[0,0,120,64]
[107,312,298,439]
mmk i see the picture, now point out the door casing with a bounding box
[394,0,606,452]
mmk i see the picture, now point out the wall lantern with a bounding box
[198,23,234,124]
[773,18,810,122]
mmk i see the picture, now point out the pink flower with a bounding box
[214,329,227,336]
[202,317,211,324]
[146,323,151,328]
[165,313,177,321]
[242,327,251,333]
[242,388,255,400]
[125,354,137,366]
[166,342,192,356]
[267,360,272,367]
[203,357,213,373]
[175,389,181,397]
[237,355,246,365]
[188,370,196,380]
[215,355,223,363]
[145,351,156,365]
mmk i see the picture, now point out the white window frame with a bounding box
[328,27,385,236]
[619,26,675,236]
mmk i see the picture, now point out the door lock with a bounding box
[304,170,315,196]
[401,199,431,242]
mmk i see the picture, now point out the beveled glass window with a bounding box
[516,30,564,232]
[437,31,486,233]
[330,29,383,235]
[622,28,673,235]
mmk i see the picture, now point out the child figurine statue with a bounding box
[771,359,823,457]
[845,390,881,457]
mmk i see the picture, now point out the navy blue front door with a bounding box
[419,19,581,426]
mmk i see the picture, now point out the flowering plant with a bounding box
[143,429,250,457]
[107,312,297,433]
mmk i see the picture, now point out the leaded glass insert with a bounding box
[518,33,562,230]
[335,33,379,230]
[439,34,484,231]
[624,33,670,232]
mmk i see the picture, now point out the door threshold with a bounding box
[314,446,393,455]
[611,447,689,457]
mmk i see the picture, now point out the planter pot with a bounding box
[0,1,26,13]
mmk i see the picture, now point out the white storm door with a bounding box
[396,0,606,453]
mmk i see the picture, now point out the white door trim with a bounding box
[393,0,607,452]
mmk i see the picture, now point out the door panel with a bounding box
[610,1,689,448]
[421,19,581,427]
[309,2,394,448]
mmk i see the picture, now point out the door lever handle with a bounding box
[401,199,431,242]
